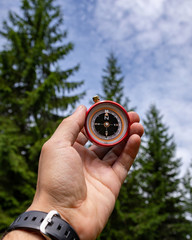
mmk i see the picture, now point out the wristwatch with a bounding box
[5,210,79,240]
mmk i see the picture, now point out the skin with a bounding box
[4,105,144,240]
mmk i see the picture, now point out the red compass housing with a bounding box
[85,97,130,147]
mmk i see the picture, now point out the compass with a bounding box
[85,96,130,147]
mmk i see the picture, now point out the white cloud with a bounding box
[0,0,191,173]
[91,0,192,172]
[95,0,192,50]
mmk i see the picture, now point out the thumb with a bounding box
[51,105,87,146]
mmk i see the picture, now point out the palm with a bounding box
[37,143,120,239]
[30,106,143,240]
[62,142,124,239]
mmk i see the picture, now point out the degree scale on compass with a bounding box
[85,96,130,147]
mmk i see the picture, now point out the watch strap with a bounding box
[6,210,79,240]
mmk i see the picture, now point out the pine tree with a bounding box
[97,52,138,240]
[99,51,133,111]
[0,0,84,232]
[134,105,191,239]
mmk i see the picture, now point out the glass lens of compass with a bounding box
[86,102,129,145]
[94,113,119,137]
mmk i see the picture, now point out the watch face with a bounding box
[85,101,130,146]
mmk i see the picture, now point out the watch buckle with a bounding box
[40,210,60,239]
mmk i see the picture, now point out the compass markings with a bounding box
[94,112,119,138]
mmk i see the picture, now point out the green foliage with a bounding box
[0,2,191,238]
[0,0,84,232]
[0,117,36,231]
[98,52,137,239]
[135,105,192,239]
[98,104,191,239]
[99,52,134,111]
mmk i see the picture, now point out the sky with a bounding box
[0,0,192,176]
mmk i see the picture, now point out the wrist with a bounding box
[27,200,83,240]
[3,230,44,240]
[3,210,80,240]
[28,196,100,240]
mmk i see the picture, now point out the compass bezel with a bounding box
[85,100,130,147]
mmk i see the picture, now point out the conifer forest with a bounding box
[0,0,191,239]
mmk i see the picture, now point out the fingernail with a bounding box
[74,105,85,113]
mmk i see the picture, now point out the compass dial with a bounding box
[92,110,121,140]
[85,101,130,147]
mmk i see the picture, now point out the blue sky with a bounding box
[0,0,192,175]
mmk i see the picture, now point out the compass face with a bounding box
[85,101,130,146]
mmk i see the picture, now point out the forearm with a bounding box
[3,230,44,240]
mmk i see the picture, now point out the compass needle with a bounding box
[105,129,108,136]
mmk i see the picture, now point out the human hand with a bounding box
[28,105,144,240]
